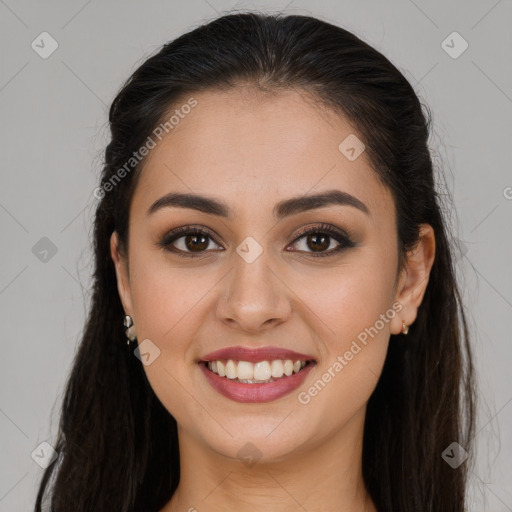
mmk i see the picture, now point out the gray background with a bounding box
[1,0,511,510]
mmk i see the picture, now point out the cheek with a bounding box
[292,252,395,406]
[127,253,220,383]
[295,273,393,431]
[128,246,215,343]
[128,262,212,424]
[293,253,396,344]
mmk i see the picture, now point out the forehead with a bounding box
[131,87,393,222]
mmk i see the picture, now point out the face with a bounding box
[110,86,432,463]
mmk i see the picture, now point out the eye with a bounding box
[157,223,355,258]
[157,226,223,257]
[287,223,355,257]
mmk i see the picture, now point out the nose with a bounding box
[216,252,292,333]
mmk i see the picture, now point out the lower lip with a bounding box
[199,361,316,403]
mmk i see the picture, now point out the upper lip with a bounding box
[199,346,316,363]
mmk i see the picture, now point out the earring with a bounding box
[401,320,409,335]
[123,315,137,345]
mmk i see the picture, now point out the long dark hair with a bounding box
[34,11,476,512]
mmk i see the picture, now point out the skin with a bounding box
[110,86,435,512]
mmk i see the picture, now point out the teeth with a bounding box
[283,360,294,376]
[270,360,284,378]
[206,359,309,382]
[225,360,237,379]
[237,361,254,380]
[254,361,272,380]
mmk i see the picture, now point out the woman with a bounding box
[34,11,476,512]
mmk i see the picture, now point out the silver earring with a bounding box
[401,320,409,335]
[123,315,137,345]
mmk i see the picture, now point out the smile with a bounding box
[199,359,316,403]
[205,359,312,383]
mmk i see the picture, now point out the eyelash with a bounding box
[157,223,355,259]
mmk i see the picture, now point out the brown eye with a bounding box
[181,232,210,252]
[288,223,355,257]
[158,227,223,257]
[308,233,331,252]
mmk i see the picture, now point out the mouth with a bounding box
[198,356,317,403]
[200,358,316,384]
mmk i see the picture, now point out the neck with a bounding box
[161,406,376,512]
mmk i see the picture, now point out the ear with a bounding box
[390,224,436,335]
[110,231,134,317]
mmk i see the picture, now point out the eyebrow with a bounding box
[146,189,370,219]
